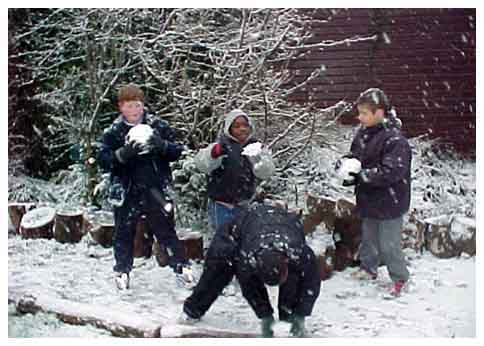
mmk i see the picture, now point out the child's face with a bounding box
[119,100,144,123]
[357,104,384,128]
[230,116,251,143]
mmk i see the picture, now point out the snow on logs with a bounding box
[304,193,476,271]
[420,215,476,258]
[19,206,56,239]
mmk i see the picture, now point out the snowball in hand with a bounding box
[336,158,362,180]
[126,124,154,145]
[242,142,262,157]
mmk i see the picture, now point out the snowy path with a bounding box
[8,236,475,337]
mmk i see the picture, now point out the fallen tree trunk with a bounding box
[9,291,260,337]
[9,292,161,337]
[161,325,259,338]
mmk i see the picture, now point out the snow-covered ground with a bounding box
[8,234,476,338]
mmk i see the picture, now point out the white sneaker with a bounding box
[178,311,200,325]
[176,267,195,288]
[115,272,130,290]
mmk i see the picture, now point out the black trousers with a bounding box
[183,259,315,320]
[113,189,186,274]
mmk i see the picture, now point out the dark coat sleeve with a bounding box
[359,135,411,188]
[151,120,184,162]
[98,127,123,173]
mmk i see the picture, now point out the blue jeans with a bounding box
[207,200,242,235]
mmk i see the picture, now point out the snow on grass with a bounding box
[8,234,475,337]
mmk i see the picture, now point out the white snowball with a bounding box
[336,158,362,180]
[242,142,262,157]
[126,124,154,145]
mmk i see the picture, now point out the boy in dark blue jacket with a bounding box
[341,88,411,297]
[180,203,321,337]
[99,84,190,290]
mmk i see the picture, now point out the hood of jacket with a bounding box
[223,109,255,142]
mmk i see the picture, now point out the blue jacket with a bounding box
[98,113,183,198]
[350,119,412,219]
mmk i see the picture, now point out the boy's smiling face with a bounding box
[119,100,144,124]
[229,115,251,143]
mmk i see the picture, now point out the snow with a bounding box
[19,207,56,229]
[242,142,263,157]
[8,234,476,337]
[335,158,362,181]
[449,216,475,243]
[126,124,153,153]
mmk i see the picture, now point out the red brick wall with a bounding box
[289,8,476,155]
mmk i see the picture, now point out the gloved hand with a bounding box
[342,172,359,187]
[210,143,224,159]
[289,314,305,337]
[260,316,275,338]
[148,133,168,155]
[115,141,144,163]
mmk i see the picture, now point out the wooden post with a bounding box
[20,207,56,239]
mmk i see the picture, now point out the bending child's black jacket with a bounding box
[98,113,183,196]
[350,119,412,220]
[183,204,321,320]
